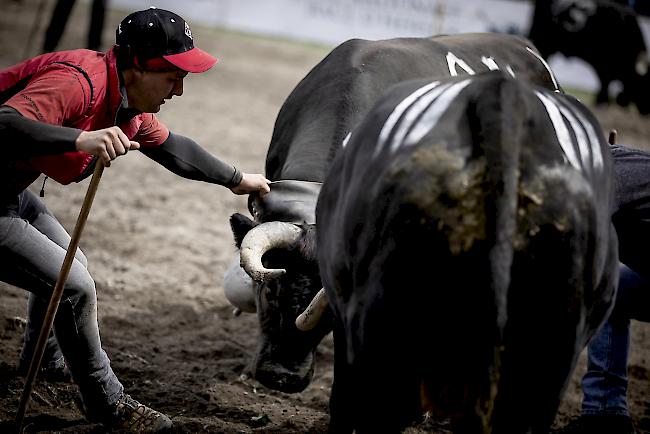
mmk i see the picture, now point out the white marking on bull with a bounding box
[481,56,499,71]
[526,47,560,91]
[556,103,593,171]
[403,79,473,148]
[388,82,452,153]
[535,91,582,171]
[342,131,352,148]
[373,80,441,157]
[448,53,515,79]
[560,99,604,170]
[447,52,475,76]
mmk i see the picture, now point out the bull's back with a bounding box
[266,33,559,181]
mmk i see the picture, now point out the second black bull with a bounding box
[224,33,562,393]
[317,71,618,433]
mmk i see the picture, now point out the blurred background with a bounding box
[1,1,649,433]
[4,0,650,96]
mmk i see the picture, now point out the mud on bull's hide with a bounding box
[394,145,488,255]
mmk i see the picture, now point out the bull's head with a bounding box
[225,212,333,393]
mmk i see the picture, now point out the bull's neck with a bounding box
[250,180,323,225]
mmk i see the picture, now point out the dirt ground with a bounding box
[0,0,649,433]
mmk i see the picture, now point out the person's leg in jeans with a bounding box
[19,293,68,377]
[0,190,123,422]
[17,191,89,376]
[566,263,650,433]
[582,264,650,414]
[581,307,631,416]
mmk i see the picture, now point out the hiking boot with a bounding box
[553,414,636,434]
[108,393,173,433]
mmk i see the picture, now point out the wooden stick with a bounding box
[15,162,104,432]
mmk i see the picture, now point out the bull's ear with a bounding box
[230,213,258,248]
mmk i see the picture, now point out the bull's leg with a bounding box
[616,89,632,107]
[595,76,611,105]
[328,321,355,434]
[493,231,614,432]
[346,283,423,434]
[595,85,610,105]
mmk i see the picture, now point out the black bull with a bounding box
[528,0,650,114]
[316,71,619,433]
[224,33,563,393]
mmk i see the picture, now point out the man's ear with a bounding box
[120,66,144,89]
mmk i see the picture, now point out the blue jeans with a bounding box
[0,190,123,422]
[581,264,650,416]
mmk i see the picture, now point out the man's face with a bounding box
[125,68,188,113]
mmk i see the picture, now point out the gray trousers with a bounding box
[0,190,122,422]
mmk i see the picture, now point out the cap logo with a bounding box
[184,21,193,40]
[118,23,122,34]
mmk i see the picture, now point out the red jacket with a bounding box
[0,46,169,189]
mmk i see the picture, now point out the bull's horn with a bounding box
[240,221,302,282]
[295,288,329,331]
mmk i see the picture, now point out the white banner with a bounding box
[110,0,531,43]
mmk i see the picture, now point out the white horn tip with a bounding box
[295,288,329,331]
[295,313,313,331]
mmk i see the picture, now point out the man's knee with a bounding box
[64,264,96,304]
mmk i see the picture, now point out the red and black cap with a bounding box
[116,7,218,73]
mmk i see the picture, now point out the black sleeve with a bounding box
[140,132,243,187]
[0,106,80,158]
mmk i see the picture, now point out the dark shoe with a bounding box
[108,393,173,433]
[554,414,636,434]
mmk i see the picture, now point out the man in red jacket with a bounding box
[0,7,269,433]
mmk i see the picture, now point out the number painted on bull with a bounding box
[445,52,516,78]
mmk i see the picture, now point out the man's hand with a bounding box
[75,126,140,167]
[230,173,271,196]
